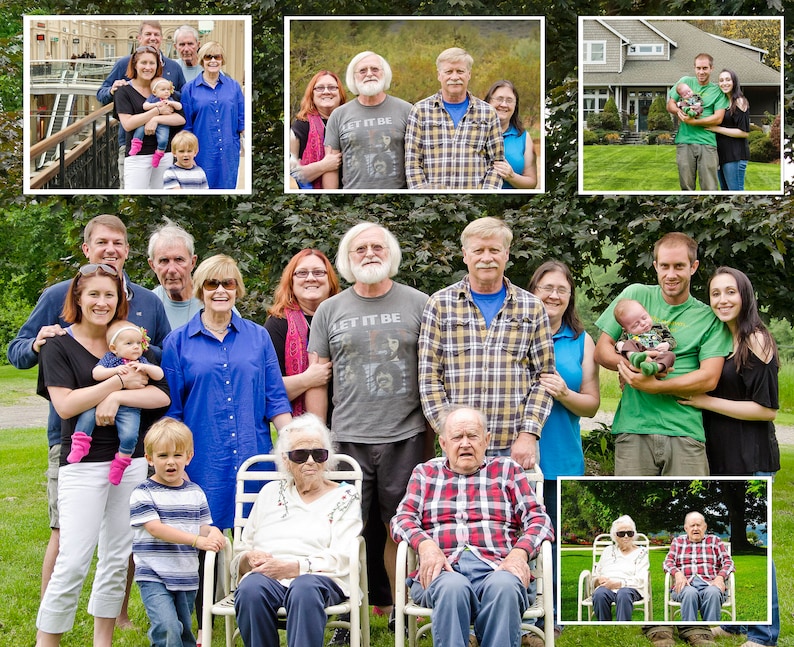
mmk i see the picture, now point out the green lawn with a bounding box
[582,145,782,192]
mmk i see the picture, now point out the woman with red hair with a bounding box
[265,249,340,416]
[289,71,347,188]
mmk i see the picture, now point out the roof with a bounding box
[582,18,781,88]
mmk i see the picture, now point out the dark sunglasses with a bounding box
[79,263,118,276]
[286,448,329,464]
[616,530,635,538]
[203,53,222,61]
[203,278,237,291]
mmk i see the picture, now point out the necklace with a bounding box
[202,314,231,334]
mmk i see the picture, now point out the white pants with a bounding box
[36,457,147,634]
[123,152,172,190]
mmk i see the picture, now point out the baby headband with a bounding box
[109,325,144,348]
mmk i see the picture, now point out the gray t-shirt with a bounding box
[324,95,413,189]
[308,282,428,442]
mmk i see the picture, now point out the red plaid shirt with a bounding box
[391,456,554,568]
[663,534,735,583]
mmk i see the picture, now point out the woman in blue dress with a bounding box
[484,80,537,189]
[529,260,600,633]
[182,41,245,189]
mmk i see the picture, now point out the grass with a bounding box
[0,364,40,406]
[2,431,792,646]
[582,145,782,192]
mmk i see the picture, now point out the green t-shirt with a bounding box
[669,76,729,146]
[595,284,732,442]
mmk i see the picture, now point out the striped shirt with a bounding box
[404,91,504,190]
[418,276,555,450]
[663,534,735,583]
[131,478,213,591]
[391,456,554,567]
[163,163,209,190]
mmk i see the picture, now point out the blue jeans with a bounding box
[718,159,748,191]
[670,575,725,621]
[720,559,779,645]
[75,405,141,456]
[137,580,197,647]
[132,123,170,151]
[409,549,530,647]
[234,572,344,647]
[592,586,642,621]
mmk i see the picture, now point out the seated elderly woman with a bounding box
[231,414,362,647]
[591,514,649,621]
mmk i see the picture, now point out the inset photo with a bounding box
[578,17,783,195]
[24,15,251,194]
[284,16,544,194]
[559,477,772,626]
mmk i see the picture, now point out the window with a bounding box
[628,44,663,56]
[102,43,115,58]
[583,89,609,115]
[583,41,606,64]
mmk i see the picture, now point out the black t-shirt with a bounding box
[38,333,170,466]
[114,84,184,156]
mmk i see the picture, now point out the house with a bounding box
[580,18,782,132]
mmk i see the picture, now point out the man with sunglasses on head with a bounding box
[97,19,187,189]
[305,222,430,635]
[7,214,170,625]
[321,51,412,189]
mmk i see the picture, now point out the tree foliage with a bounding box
[0,0,792,339]
[647,95,673,131]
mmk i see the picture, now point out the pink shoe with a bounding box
[67,431,92,463]
[129,138,143,156]
[109,453,132,485]
[152,150,165,168]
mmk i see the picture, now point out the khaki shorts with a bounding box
[614,433,709,476]
[47,443,61,528]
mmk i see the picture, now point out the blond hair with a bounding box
[144,417,194,456]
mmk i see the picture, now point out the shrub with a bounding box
[583,129,599,145]
[770,114,781,153]
[647,95,673,131]
[749,135,777,163]
[582,422,615,476]
[748,129,766,143]
[604,132,622,145]
[600,97,622,131]
[656,133,673,145]
[0,294,32,365]
[585,112,603,130]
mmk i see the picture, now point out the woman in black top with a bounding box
[707,69,750,191]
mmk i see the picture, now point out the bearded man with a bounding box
[306,222,430,628]
[322,52,413,189]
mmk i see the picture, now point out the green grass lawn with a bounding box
[582,145,782,192]
[0,363,40,406]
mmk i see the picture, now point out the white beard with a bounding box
[358,77,386,97]
[352,260,390,284]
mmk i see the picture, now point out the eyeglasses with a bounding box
[313,85,339,93]
[203,278,237,291]
[536,285,571,296]
[203,53,222,61]
[356,66,381,76]
[286,448,329,464]
[79,263,118,276]
[616,530,635,538]
[293,269,328,279]
[491,96,516,105]
[350,243,386,256]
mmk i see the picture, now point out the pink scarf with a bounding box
[284,305,310,415]
[301,113,326,189]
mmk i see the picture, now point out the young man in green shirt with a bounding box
[667,53,730,191]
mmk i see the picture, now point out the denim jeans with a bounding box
[718,159,748,191]
[409,549,531,647]
[719,558,779,645]
[132,123,171,151]
[670,575,725,621]
[75,405,141,456]
[137,580,197,647]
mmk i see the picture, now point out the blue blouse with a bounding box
[538,322,586,479]
[182,72,245,189]
[162,310,291,529]
[502,124,527,189]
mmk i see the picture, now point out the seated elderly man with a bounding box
[391,406,554,647]
[231,414,362,647]
[664,511,734,624]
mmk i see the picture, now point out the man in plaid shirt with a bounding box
[391,406,554,647]
[404,47,504,190]
[418,217,555,469]
[663,511,734,622]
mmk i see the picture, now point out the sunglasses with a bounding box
[286,448,329,464]
[203,54,222,61]
[135,45,158,54]
[616,530,635,538]
[203,278,237,291]
[79,263,118,276]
